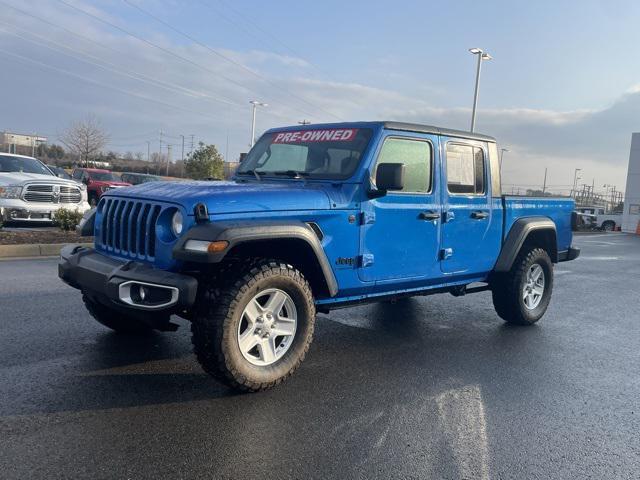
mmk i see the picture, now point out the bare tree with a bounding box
[59,115,109,166]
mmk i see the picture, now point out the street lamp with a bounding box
[572,168,582,198]
[499,148,509,174]
[249,100,268,147]
[469,47,492,133]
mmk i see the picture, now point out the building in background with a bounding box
[0,131,47,155]
[622,133,640,233]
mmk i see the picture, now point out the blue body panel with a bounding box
[95,121,575,305]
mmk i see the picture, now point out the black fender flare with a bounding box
[173,220,338,297]
[494,217,557,272]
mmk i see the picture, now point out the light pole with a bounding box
[572,168,582,198]
[499,147,509,174]
[249,100,268,147]
[469,48,492,133]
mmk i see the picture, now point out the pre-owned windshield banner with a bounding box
[272,129,358,144]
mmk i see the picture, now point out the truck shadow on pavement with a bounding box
[4,294,548,420]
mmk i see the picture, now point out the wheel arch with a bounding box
[173,220,338,298]
[494,217,558,272]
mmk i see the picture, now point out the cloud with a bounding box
[0,0,636,191]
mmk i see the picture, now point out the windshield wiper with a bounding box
[237,169,265,181]
[272,170,310,178]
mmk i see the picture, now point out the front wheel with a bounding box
[191,259,316,392]
[491,247,553,325]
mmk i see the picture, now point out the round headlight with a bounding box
[171,210,184,236]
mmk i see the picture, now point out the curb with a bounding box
[0,242,92,259]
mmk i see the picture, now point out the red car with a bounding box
[71,168,132,205]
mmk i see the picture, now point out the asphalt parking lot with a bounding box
[1,233,639,479]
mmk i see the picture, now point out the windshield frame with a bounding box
[0,155,54,176]
[237,128,374,181]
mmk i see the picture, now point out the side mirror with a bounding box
[369,163,405,197]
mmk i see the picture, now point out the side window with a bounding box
[446,144,485,195]
[72,169,82,180]
[375,137,432,193]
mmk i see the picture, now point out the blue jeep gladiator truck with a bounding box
[59,121,580,391]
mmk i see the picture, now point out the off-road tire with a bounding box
[491,247,553,325]
[191,259,315,392]
[82,293,155,333]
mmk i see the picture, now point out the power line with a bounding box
[122,0,342,121]
[0,1,250,110]
[215,0,336,82]
[0,23,244,109]
[55,0,335,122]
[0,46,245,123]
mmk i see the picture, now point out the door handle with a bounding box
[418,211,440,221]
[471,210,489,220]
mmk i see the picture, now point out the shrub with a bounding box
[52,208,84,231]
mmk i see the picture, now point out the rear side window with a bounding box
[375,137,432,193]
[72,170,82,180]
[446,143,485,195]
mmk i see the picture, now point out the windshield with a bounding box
[90,171,120,182]
[48,166,72,179]
[238,128,373,180]
[0,155,53,175]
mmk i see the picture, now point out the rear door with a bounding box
[359,132,442,282]
[440,139,501,274]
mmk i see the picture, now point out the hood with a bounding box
[105,180,332,214]
[90,180,131,187]
[0,171,80,186]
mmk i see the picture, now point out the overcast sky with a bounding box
[1,0,639,194]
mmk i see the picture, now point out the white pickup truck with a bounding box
[575,206,623,231]
[0,153,91,223]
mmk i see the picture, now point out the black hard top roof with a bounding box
[382,121,496,143]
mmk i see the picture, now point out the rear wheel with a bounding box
[191,259,315,392]
[82,294,155,333]
[602,221,615,232]
[491,247,553,325]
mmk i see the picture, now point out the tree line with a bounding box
[22,115,227,180]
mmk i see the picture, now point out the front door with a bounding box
[440,139,501,274]
[359,132,441,283]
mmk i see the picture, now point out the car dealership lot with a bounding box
[1,233,639,479]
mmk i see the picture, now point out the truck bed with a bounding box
[502,196,574,253]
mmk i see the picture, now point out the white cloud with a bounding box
[0,0,636,192]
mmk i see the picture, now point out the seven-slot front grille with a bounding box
[23,184,82,204]
[97,198,161,259]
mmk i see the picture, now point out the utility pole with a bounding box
[166,144,172,176]
[180,135,185,178]
[249,100,268,147]
[542,168,548,195]
[468,48,492,132]
[32,133,36,157]
[146,141,151,174]
[499,148,509,175]
[190,134,195,154]
[572,168,582,198]
[225,131,229,161]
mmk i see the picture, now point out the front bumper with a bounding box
[58,245,198,312]
[558,246,581,262]
[1,200,91,222]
